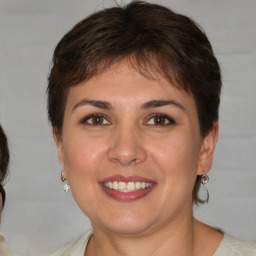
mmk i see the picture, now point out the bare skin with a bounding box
[84,219,223,256]
[55,59,222,256]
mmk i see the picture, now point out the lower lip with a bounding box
[100,184,155,202]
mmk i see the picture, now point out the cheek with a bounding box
[62,135,105,178]
[62,137,106,212]
[149,132,200,191]
[151,132,200,169]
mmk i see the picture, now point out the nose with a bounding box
[107,126,147,166]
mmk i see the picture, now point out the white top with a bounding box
[0,233,18,256]
[43,229,256,256]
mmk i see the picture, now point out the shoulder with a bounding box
[0,233,18,256]
[0,246,18,256]
[42,229,93,256]
[214,234,256,256]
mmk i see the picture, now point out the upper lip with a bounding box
[99,175,156,184]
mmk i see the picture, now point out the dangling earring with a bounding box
[200,173,209,185]
[61,171,70,192]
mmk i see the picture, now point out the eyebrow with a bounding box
[72,99,112,111]
[142,100,185,111]
[72,99,185,112]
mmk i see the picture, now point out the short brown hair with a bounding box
[47,1,222,204]
[0,124,9,208]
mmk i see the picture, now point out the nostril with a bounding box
[107,146,147,166]
[108,154,143,166]
[107,129,147,165]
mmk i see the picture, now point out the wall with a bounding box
[0,0,255,255]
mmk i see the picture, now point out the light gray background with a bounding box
[0,0,255,255]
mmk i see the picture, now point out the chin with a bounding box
[104,222,154,236]
[92,210,157,235]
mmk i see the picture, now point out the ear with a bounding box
[53,127,67,178]
[197,122,219,175]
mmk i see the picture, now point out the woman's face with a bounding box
[56,60,217,235]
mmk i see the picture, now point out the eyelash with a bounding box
[80,114,110,125]
[80,113,176,126]
[145,114,176,126]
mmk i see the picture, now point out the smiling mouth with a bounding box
[103,181,153,192]
[100,176,156,201]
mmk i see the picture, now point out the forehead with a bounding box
[65,59,196,112]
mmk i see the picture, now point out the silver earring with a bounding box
[61,171,70,192]
[201,174,209,185]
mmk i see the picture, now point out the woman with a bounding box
[0,125,18,256]
[45,1,256,255]
[0,125,9,220]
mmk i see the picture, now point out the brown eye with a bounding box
[153,116,167,125]
[147,114,175,126]
[91,116,104,125]
[81,114,110,125]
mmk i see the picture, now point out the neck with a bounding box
[86,211,201,256]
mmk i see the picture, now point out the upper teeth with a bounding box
[103,181,152,192]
